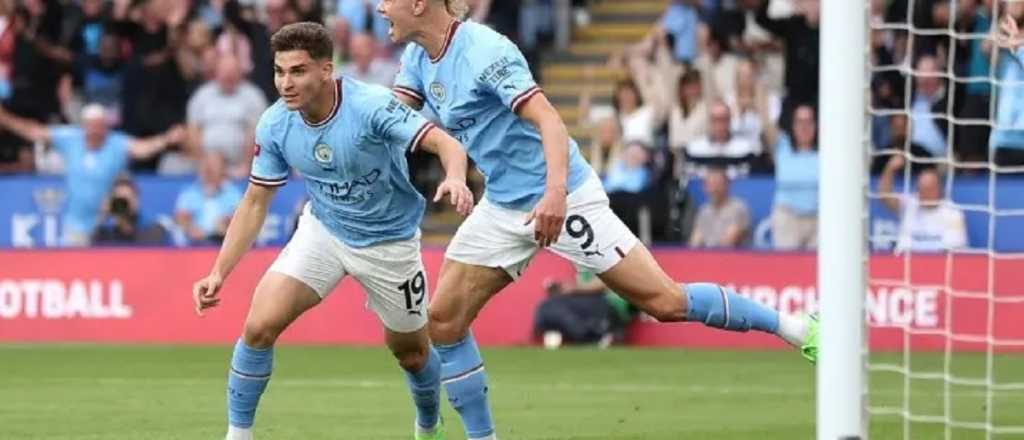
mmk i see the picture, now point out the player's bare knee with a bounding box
[242,320,281,348]
[428,309,468,345]
[429,316,467,345]
[394,345,429,373]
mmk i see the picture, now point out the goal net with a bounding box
[864,0,1024,438]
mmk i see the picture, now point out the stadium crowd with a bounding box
[0,0,1013,251]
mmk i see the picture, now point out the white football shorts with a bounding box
[445,173,639,279]
[268,204,428,333]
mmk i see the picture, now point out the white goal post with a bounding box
[818,0,868,439]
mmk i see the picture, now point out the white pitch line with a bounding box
[3,377,1023,399]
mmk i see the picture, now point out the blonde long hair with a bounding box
[444,0,469,19]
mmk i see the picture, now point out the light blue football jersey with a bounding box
[250,78,434,248]
[393,20,593,211]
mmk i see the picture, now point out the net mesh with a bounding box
[865,0,1024,438]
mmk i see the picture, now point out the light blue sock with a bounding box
[684,283,779,333]
[405,346,442,430]
[227,339,273,429]
[436,333,494,439]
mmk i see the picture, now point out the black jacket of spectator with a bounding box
[8,1,67,123]
[112,17,189,170]
[755,4,819,108]
[93,221,168,246]
[224,1,277,102]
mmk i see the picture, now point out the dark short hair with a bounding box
[112,175,138,194]
[612,78,643,113]
[270,22,333,60]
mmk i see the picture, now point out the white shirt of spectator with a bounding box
[619,105,657,147]
[725,92,781,151]
[686,133,761,158]
[695,52,740,101]
[668,100,708,151]
[896,197,967,252]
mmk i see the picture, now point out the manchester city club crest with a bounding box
[429,82,446,102]
[314,143,333,164]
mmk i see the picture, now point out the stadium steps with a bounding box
[540,0,667,141]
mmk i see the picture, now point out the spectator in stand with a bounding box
[603,141,651,195]
[78,33,125,121]
[533,268,636,348]
[879,155,967,252]
[469,0,522,44]
[694,27,740,100]
[685,100,760,177]
[605,141,653,235]
[871,113,933,175]
[755,0,820,124]
[0,104,183,246]
[578,72,658,148]
[951,0,991,163]
[340,32,398,86]
[113,0,191,170]
[68,0,111,61]
[292,0,324,24]
[689,167,751,248]
[762,103,819,250]
[667,69,709,160]
[174,151,242,244]
[9,0,69,121]
[331,15,352,68]
[224,0,283,103]
[173,20,215,92]
[711,0,787,96]
[909,54,949,160]
[214,13,254,76]
[337,0,389,42]
[587,117,623,177]
[93,176,169,246]
[266,0,299,34]
[195,0,227,30]
[611,78,657,147]
[724,58,779,153]
[167,54,267,176]
[1,0,72,173]
[989,11,1024,166]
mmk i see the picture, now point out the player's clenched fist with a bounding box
[193,273,224,316]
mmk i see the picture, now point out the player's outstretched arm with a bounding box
[519,93,569,248]
[418,127,474,216]
[193,183,277,315]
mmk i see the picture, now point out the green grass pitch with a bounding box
[2,345,1022,439]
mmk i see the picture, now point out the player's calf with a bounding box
[386,328,443,436]
[226,339,273,440]
[436,333,496,440]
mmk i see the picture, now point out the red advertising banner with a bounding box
[1,249,1021,352]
